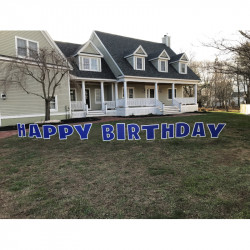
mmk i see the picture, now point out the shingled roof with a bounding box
[55,41,116,80]
[94,31,200,81]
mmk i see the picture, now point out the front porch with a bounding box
[70,80,198,117]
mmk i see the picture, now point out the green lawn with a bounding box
[0,112,250,218]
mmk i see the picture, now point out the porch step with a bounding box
[86,110,106,117]
[162,106,180,115]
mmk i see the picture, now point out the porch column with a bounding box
[124,81,128,108]
[82,81,86,110]
[101,81,104,111]
[155,82,158,105]
[172,83,175,105]
[194,84,197,104]
[115,82,118,107]
[111,83,114,101]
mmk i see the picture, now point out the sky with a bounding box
[1,0,249,61]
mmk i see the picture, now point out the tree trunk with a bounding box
[45,99,51,121]
[237,73,240,107]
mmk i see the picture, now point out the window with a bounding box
[70,89,76,101]
[122,87,134,98]
[80,57,100,71]
[50,96,58,111]
[95,89,101,103]
[159,60,167,72]
[168,89,177,99]
[146,88,155,98]
[180,63,187,74]
[16,37,38,58]
[135,56,144,70]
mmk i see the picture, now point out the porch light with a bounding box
[1,93,6,100]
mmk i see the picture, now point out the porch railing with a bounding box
[116,99,125,107]
[104,101,116,109]
[71,101,85,111]
[127,98,156,107]
[175,97,196,105]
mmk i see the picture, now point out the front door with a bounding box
[146,88,155,98]
[85,89,91,109]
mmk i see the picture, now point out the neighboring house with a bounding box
[0,31,71,127]
[56,31,200,118]
[0,30,200,127]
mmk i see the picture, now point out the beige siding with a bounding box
[0,61,70,118]
[0,31,54,57]
[117,82,184,106]
[91,33,122,77]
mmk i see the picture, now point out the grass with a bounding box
[0,112,250,218]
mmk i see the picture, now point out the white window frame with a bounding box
[167,88,177,100]
[15,36,39,59]
[70,88,77,102]
[158,59,168,72]
[122,87,135,98]
[134,56,145,70]
[95,88,101,104]
[50,95,58,112]
[179,62,187,74]
[79,56,101,72]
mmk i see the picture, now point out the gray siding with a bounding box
[0,31,53,57]
[91,33,123,77]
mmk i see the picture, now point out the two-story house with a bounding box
[0,30,200,127]
[56,31,200,118]
[0,31,71,127]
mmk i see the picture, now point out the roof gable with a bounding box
[76,41,103,57]
[125,45,148,58]
[159,49,170,59]
[94,31,200,81]
[180,53,189,61]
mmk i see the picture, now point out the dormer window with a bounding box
[180,63,187,74]
[159,59,167,72]
[79,56,101,71]
[74,40,103,72]
[135,56,144,70]
[16,37,39,59]
[149,49,170,72]
[124,45,147,71]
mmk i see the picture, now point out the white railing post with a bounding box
[82,81,86,110]
[124,81,128,108]
[155,82,158,106]
[194,84,197,104]
[172,83,175,106]
[86,104,88,116]
[101,81,104,111]
[105,104,107,114]
[115,82,118,108]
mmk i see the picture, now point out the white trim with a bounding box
[70,75,116,82]
[67,73,72,114]
[74,40,104,57]
[85,88,91,110]
[15,36,39,59]
[167,88,177,100]
[92,31,124,76]
[122,87,135,98]
[148,49,170,61]
[79,56,101,72]
[158,59,168,72]
[70,88,77,101]
[117,75,200,84]
[179,62,187,74]
[180,53,189,62]
[135,56,145,70]
[0,112,67,120]
[95,88,101,104]
[50,95,58,112]
[124,45,148,58]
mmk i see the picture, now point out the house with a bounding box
[0,31,71,127]
[56,31,200,118]
[0,30,200,127]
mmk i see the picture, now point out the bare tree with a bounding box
[0,47,70,121]
[204,30,250,103]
